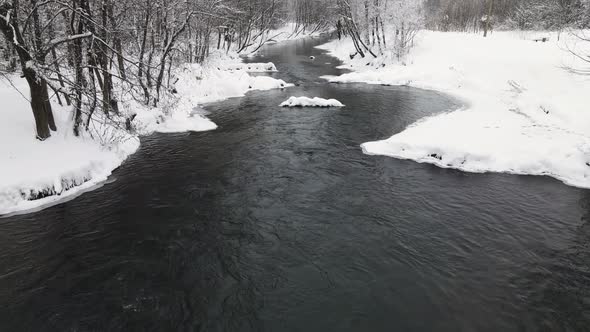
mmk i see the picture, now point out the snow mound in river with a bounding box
[280,96,344,107]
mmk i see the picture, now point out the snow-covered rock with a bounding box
[219,62,277,72]
[318,30,590,189]
[280,96,344,107]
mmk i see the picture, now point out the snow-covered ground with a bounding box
[280,96,344,107]
[0,76,139,215]
[318,30,590,188]
[127,50,290,135]
[0,49,290,215]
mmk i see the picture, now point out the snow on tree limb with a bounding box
[41,31,92,58]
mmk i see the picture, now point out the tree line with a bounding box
[329,0,589,60]
[0,0,332,141]
[332,0,423,60]
[424,0,590,32]
[1,0,588,141]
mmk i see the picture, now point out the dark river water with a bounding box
[1,35,590,332]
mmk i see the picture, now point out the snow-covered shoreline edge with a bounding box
[317,30,590,189]
[1,40,300,216]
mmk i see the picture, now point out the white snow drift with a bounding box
[280,96,344,107]
[319,30,590,188]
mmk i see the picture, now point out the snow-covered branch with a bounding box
[41,32,93,58]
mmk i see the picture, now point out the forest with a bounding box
[0,0,588,141]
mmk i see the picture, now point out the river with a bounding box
[0,35,589,331]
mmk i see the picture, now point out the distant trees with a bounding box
[482,0,495,37]
[330,0,590,64]
[336,0,378,58]
[333,0,423,59]
[424,0,589,32]
[424,0,506,32]
[290,0,335,35]
[513,0,589,29]
[387,0,424,59]
[2,0,588,141]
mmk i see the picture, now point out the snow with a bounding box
[0,75,139,216]
[318,30,590,188]
[1,50,291,215]
[280,96,344,108]
[170,53,290,107]
[124,50,291,136]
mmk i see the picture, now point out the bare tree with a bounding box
[0,0,334,141]
[0,0,88,139]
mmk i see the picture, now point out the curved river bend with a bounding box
[1,35,589,331]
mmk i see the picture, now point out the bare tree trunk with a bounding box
[72,0,86,135]
[364,0,370,44]
[25,72,53,140]
[101,0,113,114]
[107,0,126,80]
[31,0,57,131]
[380,18,386,48]
[0,0,55,139]
[217,27,222,49]
[137,0,151,104]
[484,0,494,37]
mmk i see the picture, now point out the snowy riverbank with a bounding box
[0,78,139,215]
[127,50,290,136]
[318,30,590,188]
[0,49,290,215]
